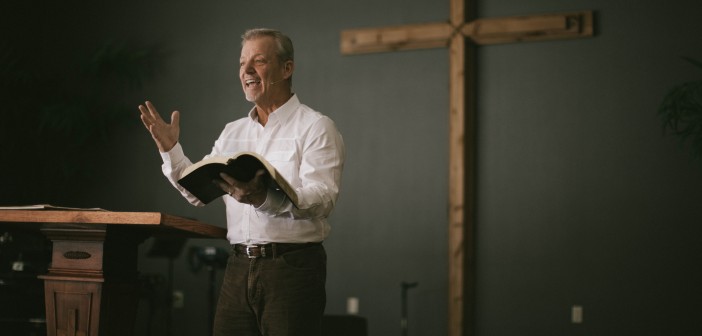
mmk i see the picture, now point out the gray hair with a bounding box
[241,28,294,63]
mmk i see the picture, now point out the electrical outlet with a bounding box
[173,290,184,309]
[346,297,359,315]
[571,305,583,324]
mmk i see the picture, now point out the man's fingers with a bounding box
[170,110,180,127]
[140,101,179,130]
[213,178,229,193]
[139,101,180,152]
[145,101,165,123]
[138,105,152,123]
[214,173,262,204]
[219,172,236,185]
[139,114,151,130]
[139,102,160,126]
[214,176,247,201]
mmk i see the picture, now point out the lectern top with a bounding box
[0,210,226,239]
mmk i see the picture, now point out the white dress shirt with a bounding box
[160,94,345,244]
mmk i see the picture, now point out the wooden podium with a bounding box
[0,210,226,336]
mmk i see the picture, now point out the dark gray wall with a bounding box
[476,1,702,335]
[2,0,702,335]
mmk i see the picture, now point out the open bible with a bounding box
[177,151,299,206]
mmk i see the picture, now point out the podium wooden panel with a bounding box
[0,210,226,336]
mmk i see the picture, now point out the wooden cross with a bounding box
[340,1,594,335]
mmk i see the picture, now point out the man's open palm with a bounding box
[139,101,180,152]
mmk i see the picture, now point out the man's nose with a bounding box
[242,61,255,73]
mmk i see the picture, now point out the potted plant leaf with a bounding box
[659,57,702,157]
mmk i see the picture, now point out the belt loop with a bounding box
[272,243,278,259]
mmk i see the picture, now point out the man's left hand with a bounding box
[215,169,268,207]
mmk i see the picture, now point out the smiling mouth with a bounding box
[245,79,261,87]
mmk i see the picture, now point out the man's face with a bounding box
[239,36,286,104]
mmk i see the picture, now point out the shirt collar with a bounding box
[247,93,299,125]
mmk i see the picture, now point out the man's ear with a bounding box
[283,60,294,79]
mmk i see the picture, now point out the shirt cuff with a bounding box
[160,142,184,164]
[255,187,287,213]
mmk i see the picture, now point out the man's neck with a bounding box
[255,92,293,126]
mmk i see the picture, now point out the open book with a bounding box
[177,151,299,206]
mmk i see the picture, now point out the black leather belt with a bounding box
[232,242,321,259]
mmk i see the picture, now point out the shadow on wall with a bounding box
[0,40,166,206]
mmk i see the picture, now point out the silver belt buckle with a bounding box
[245,245,266,258]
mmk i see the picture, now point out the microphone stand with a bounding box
[401,281,418,336]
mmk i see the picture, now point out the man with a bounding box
[138,28,345,336]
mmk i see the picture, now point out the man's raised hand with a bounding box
[139,101,180,152]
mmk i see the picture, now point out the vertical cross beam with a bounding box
[448,1,470,335]
[340,2,594,335]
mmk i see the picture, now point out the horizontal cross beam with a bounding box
[464,11,593,45]
[340,11,593,55]
[341,22,454,55]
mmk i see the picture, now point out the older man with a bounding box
[139,28,345,336]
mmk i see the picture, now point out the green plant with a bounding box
[659,57,702,157]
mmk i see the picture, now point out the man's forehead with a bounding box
[241,37,275,55]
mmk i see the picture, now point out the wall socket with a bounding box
[346,297,359,315]
[173,290,184,309]
[571,305,583,324]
